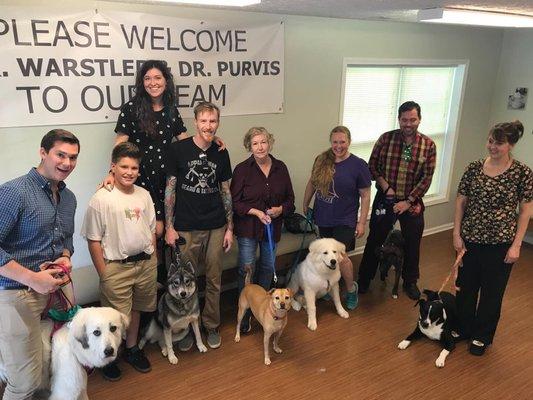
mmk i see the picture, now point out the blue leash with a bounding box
[264,221,277,284]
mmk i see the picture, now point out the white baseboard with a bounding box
[347,222,454,257]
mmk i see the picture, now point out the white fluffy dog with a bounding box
[1,307,128,400]
[288,238,349,331]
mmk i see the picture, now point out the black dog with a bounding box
[398,289,457,368]
[376,229,404,298]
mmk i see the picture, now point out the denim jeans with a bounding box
[237,236,277,293]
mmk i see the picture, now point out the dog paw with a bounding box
[339,310,349,319]
[274,346,283,354]
[234,334,241,343]
[197,343,208,353]
[392,294,398,299]
[398,340,410,350]
[292,300,302,311]
[161,348,168,357]
[307,320,317,331]
[264,358,271,365]
[168,354,178,365]
[138,339,146,350]
[435,357,446,368]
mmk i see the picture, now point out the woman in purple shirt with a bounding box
[303,126,371,310]
[231,127,295,333]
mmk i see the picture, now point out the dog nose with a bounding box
[421,322,429,329]
[280,302,286,309]
[104,347,114,357]
[180,291,187,298]
[330,259,336,266]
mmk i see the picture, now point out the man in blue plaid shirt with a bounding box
[0,129,79,400]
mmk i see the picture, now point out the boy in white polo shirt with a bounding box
[81,142,157,381]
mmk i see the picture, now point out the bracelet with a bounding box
[61,254,71,260]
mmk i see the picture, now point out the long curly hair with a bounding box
[311,126,351,196]
[132,60,177,138]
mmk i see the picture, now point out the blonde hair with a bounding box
[311,126,351,196]
[243,127,275,152]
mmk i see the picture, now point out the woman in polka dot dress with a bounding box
[104,60,187,241]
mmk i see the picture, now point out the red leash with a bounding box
[41,263,78,336]
[438,249,466,294]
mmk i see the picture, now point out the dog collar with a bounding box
[83,366,94,375]
[270,305,287,321]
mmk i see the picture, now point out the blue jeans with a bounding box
[237,236,277,293]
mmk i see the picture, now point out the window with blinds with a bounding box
[340,61,467,203]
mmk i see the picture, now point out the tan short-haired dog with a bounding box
[234,271,293,365]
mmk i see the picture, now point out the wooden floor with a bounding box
[85,230,533,399]
[57,231,533,398]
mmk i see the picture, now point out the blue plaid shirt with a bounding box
[0,168,76,288]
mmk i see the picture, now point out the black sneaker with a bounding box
[403,282,421,300]
[124,345,151,373]
[102,361,121,381]
[469,340,487,356]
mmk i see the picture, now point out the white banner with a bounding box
[0,7,284,128]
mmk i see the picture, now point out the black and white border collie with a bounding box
[398,289,457,368]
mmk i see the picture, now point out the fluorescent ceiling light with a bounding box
[418,8,533,28]
[155,0,260,6]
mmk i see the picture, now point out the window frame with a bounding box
[339,58,469,210]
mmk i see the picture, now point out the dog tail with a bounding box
[244,265,252,286]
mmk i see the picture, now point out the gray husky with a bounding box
[139,248,207,364]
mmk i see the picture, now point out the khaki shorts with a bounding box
[99,253,157,315]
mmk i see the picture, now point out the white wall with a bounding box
[489,29,533,243]
[489,29,533,167]
[0,0,505,303]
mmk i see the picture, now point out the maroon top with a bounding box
[231,155,295,242]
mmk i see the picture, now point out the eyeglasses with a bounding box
[402,144,412,162]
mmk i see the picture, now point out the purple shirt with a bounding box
[231,155,295,242]
[313,154,371,228]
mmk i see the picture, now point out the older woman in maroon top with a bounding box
[231,127,295,332]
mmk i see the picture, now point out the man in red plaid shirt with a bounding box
[357,101,436,300]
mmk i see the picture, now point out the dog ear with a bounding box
[183,260,196,275]
[286,288,294,298]
[119,311,130,337]
[69,309,90,349]
[268,288,276,295]
[423,289,438,301]
[309,239,320,254]
[337,241,346,257]
[414,298,425,308]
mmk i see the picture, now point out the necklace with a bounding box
[402,143,412,162]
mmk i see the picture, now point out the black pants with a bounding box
[455,242,513,345]
[358,192,424,287]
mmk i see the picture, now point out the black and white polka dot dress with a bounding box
[115,102,186,220]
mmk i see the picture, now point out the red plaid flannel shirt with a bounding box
[369,129,436,201]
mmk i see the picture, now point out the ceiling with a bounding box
[153,0,533,23]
